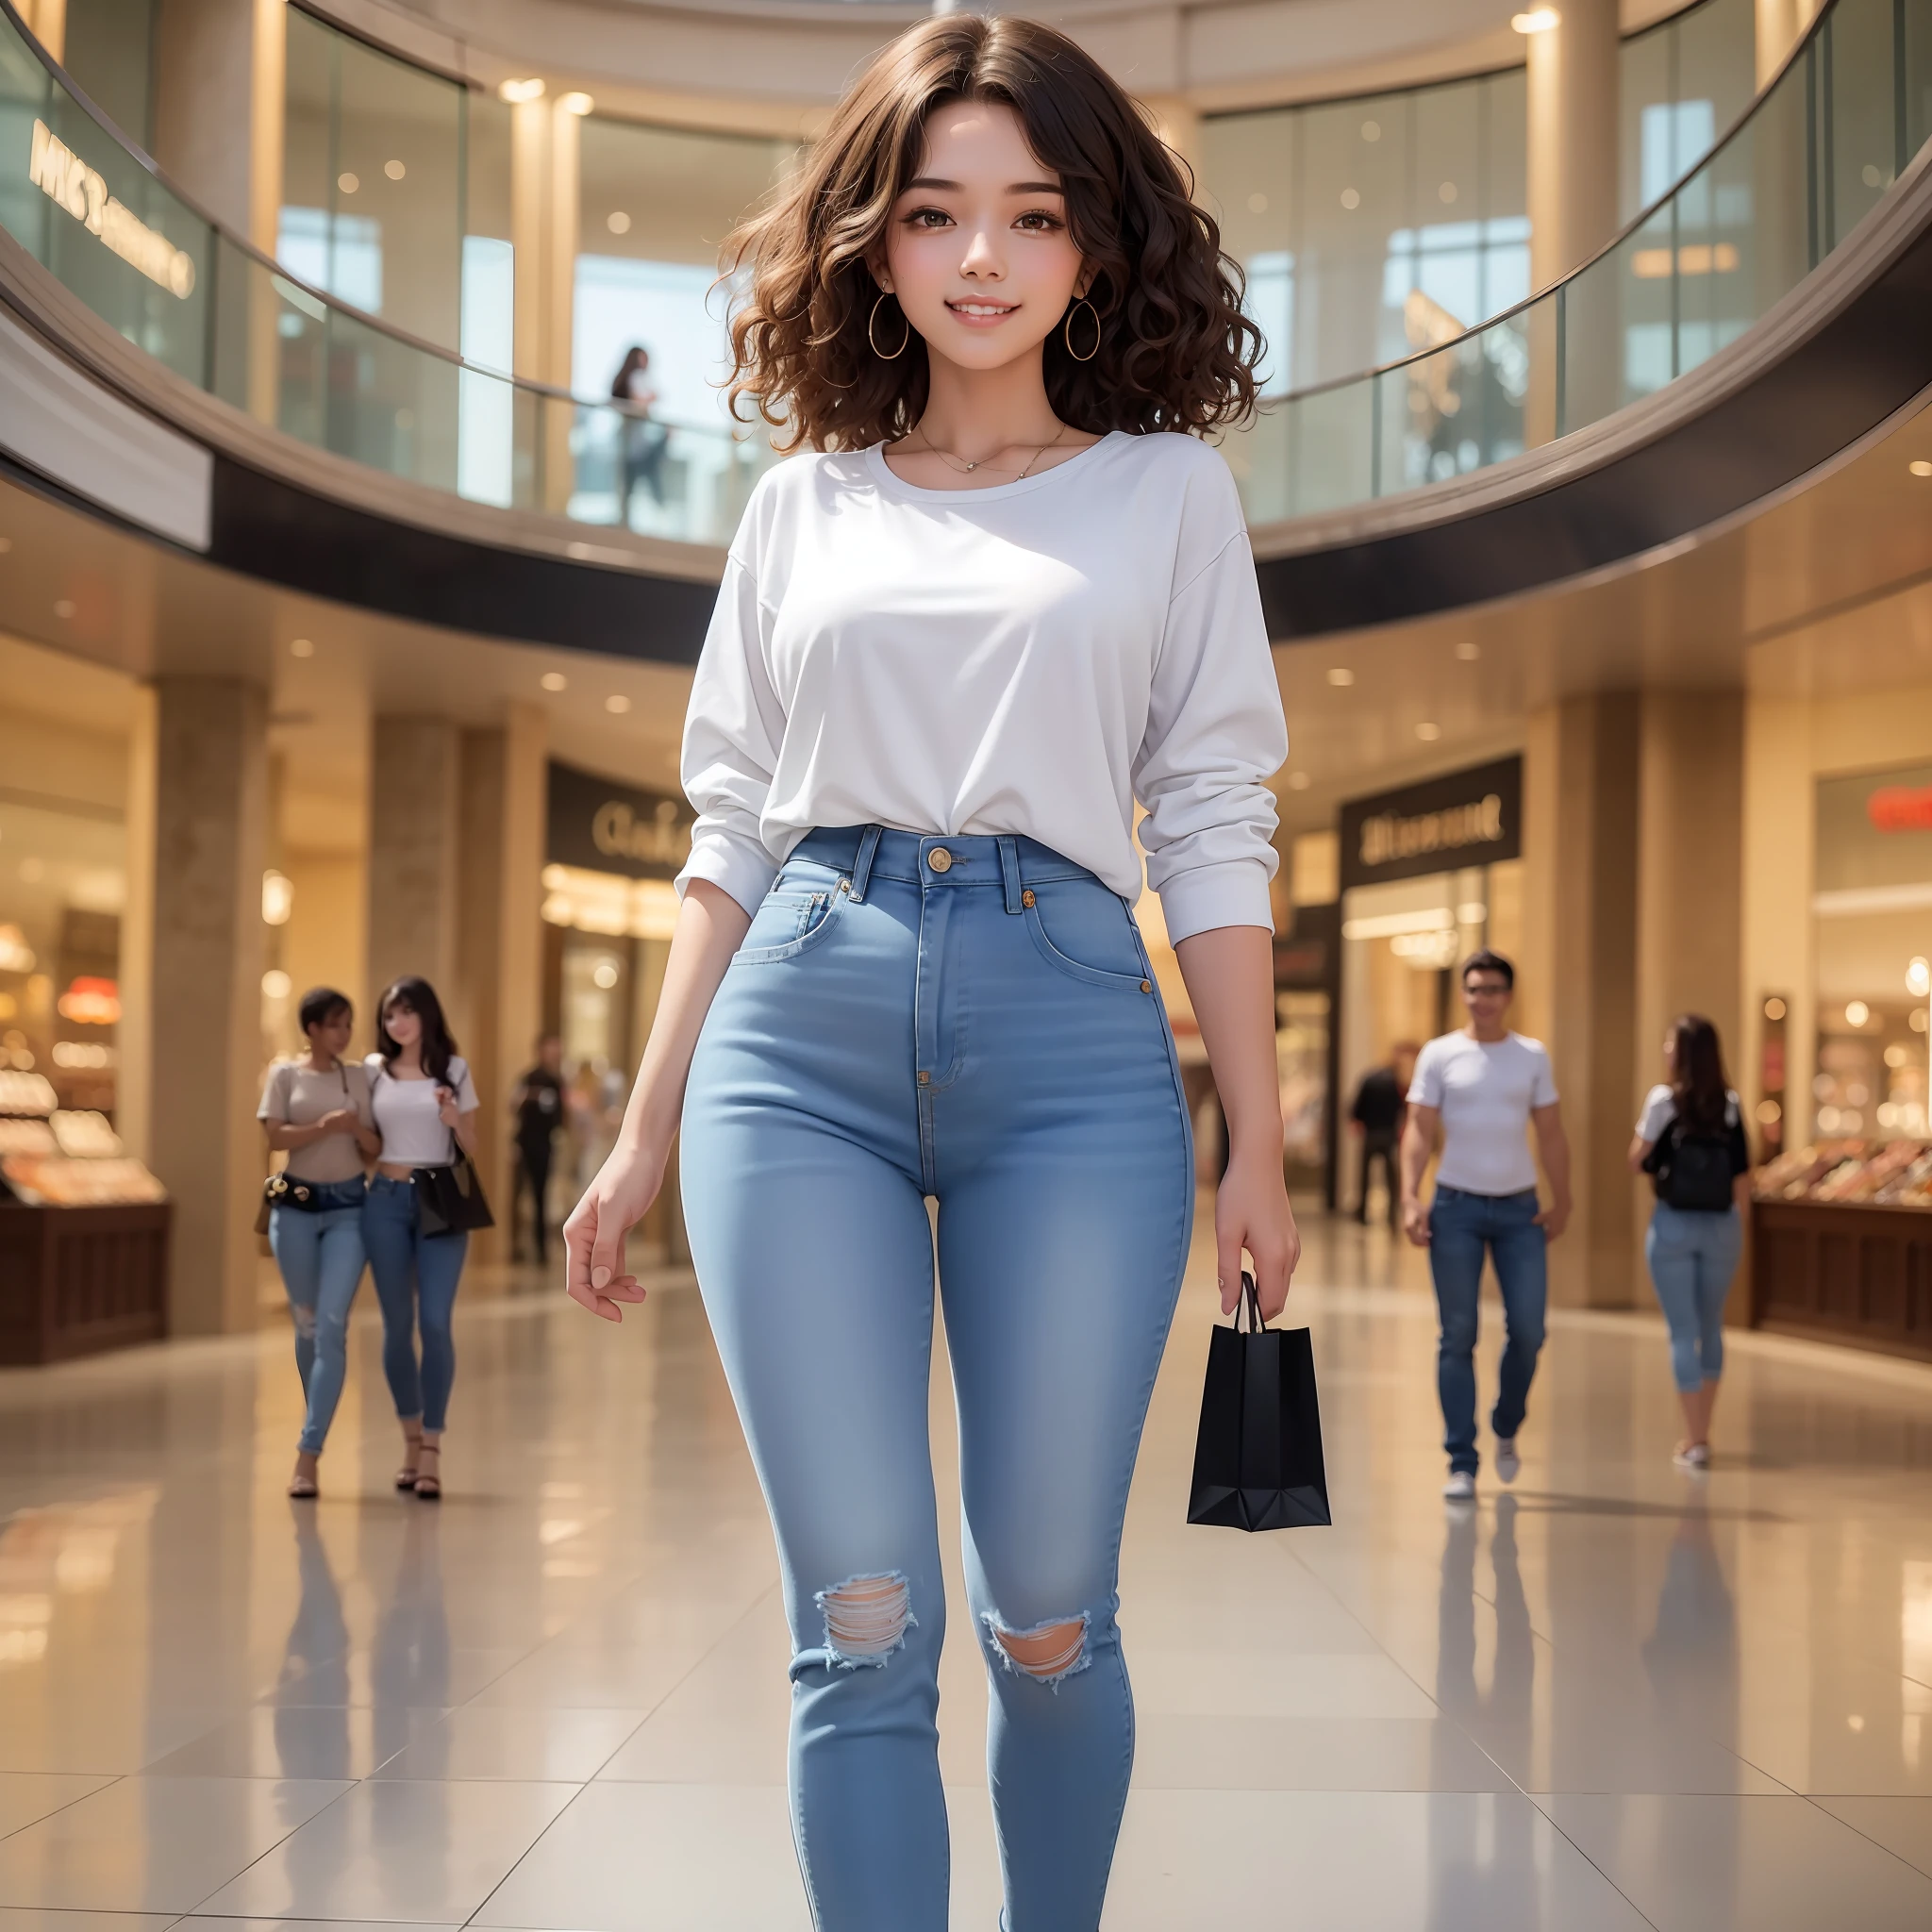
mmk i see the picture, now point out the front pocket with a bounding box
[1024,894,1153,992]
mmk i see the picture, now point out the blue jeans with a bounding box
[270,1178,368,1455]
[681,827,1192,1932]
[1645,1202,1740,1391]
[1428,1183,1548,1476]
[362,1174,468,1432]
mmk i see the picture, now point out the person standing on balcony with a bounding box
[259,986,379,1500]
[1401,949,1572,1502]
[612,345,669,524]
[560,15,1296,1930]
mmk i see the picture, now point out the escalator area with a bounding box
[0,0,1928,657]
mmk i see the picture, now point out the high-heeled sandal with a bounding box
[395,1427,424,1491]
[413,1441,442,1501]
[288,1463,319,1499]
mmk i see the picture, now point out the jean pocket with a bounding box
[735,879,853,965]
[1023,882,1152,992]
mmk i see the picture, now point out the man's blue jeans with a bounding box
[269,1178,368,1454]
[1428,1183,1548,1476]
[681,826,1192,1932]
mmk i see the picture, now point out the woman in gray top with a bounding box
[258,986,380,1497]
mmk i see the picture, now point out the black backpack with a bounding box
[1644,1099,1739,1212]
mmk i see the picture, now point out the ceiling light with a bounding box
[1439,181,1457,204]
[1246,192,1266,214]
[498,76,545,103]
[1360,120,1380,143]
[1340,187,1360,210]
[385,159,406,181]
[607,210,631,235]
[605,693,632,714]
[1416,722,1442,741]
[1326,667,1355,687]
[541,672,567,691]
[290,637,314,658]
[1511,8,1560,32]
[337,172,358,194]
[1910,459,1932,477]
[1286,772,1311,791]
[1454,640,1480,660]
[54,599,75,618]
[0,537,12,553]
[559,91,594,116]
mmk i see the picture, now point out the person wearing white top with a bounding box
[1402,949,1574,1501]
[361,975,480,1501]
[559,18,1299,1929]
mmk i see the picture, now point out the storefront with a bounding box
[1332,758,1524,1221]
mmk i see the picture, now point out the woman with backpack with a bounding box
[1629,1014,1752,1468]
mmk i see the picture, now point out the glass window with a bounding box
[1619,0,1757,222]
[61,0,156,149]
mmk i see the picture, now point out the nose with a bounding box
[958,223,1005,280]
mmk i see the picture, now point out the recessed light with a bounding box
[384,158,406,181]
[53,599,75,618]
[1455,640,1480,660]
[0,536,12,553]
[607,210,631,235]
[605,693,632,714]
[1340,188,1360,210]
[1910,459,1932,477]
[290,637,314,658]
[498,77,545,103]
[1326,667,1355,687]
[1416,722,1441,741]
[1439,181,1457,204]
[1246,192,1267,214]
[1511,8,1560,33]
[1286,771,1311,791]
[558,91,594,116]
[338,171,358,194]
[1360,120,1380,143]
[541,672,567,691]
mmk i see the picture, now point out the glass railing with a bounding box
[0,2,774,547]
[1230,0,1932,525]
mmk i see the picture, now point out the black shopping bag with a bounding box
[1187,1273,1331,1531]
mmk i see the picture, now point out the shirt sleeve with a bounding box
[676,553,786,918]
[1635,1084,1675,1141]
[1531,1047,1559,1108]
[450,1059,480,1113]
[1134,465,1288,944]
[257,1063,290,1124]
[1407,1041,1445,1108]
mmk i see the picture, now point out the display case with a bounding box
[0,1071,170,1363]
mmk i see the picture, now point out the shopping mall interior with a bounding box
[2,0,1932,1923]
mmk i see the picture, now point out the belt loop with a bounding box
[850,824,883,902]
[997,836,1023,914]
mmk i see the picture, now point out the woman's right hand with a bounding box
[317,1107,358,1137]
[563,1140,667,1322]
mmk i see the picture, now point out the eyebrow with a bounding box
[903,175,1065,195]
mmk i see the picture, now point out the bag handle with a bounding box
[1233,1269,1266,1333]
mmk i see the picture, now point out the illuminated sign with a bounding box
[1867,783,1932,833]
[1339,757,1523,890]
[28,120,196,299]
[546,760,693,882]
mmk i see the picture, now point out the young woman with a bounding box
[258,986,379,1499]
[362,975,479,1500]
[564,17,1298,1928]
[1629,1014,1751,1469]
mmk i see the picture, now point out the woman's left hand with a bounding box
[437,1086,461,1128]
[1216,1145,1301,1320]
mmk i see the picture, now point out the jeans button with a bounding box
[927,846,953,874]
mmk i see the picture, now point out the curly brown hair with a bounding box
[724,13,1261,452]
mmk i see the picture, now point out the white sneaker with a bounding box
[1442,1472,1476,1501]
[1494,1437,1521,1485]
[1674,1442,1710,1470]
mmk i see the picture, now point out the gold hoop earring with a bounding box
[1063,296,1101,362]
[869,293,910,360]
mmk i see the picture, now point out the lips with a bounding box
[947,300,1017,319]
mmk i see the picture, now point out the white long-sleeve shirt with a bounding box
[676,429,1288,942]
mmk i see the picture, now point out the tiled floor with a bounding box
[4,1209,1932,1928]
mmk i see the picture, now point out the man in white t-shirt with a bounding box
[1400,949,1573,1501]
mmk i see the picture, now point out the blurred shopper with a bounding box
[612,345,670,522]
[1349,1041,1416,1224]
[1402,950,1572,1501]
[509,1032,565,1265]
[1630,1015,1750,1470]
[559,17,1299,1928]
[363,976,480,1501]
[259,986,378,1499]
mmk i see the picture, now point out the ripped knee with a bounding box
[816,1572,914,1669]
[984,1610,1091,1688]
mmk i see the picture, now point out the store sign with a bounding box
[1339,757,1522,891]
[1817,761,1932,899]
[28,121,196,298]
[546,760,692,881]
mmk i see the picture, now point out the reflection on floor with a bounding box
[3,1208,1932,1929]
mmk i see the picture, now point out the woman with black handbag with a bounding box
[363,975,481,1500]
[1629,1014,1752,1470]
[259,986,379,1499]
[560,17,1299,1928]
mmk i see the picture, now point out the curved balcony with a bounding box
[0,0,1927,658]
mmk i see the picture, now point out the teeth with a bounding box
[953,304,1010,316]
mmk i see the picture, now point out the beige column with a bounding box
[510,92,582,511]
[366,717,461,1006]
[145,677,271,1335]
[1524,0,1621,443]
[1521,691,1641,1307]
[1756,0,1824,86]
[451,706,547,1262]
[117,684,158,1166]
[20,0,67,59]
[510,95,553,385]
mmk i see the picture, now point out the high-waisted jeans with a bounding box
[362,1174,468,1433]
[681,826,1194,1932]
[270,1178,368,1454]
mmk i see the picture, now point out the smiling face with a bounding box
[383,999,422,1051]
[876,99,1089,377]
[307,1004,354,1062]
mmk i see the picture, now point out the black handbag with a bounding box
[413,1139,494,1237]
[1187,1273,1332,1532]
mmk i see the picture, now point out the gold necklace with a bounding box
[910,421,1071,481]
